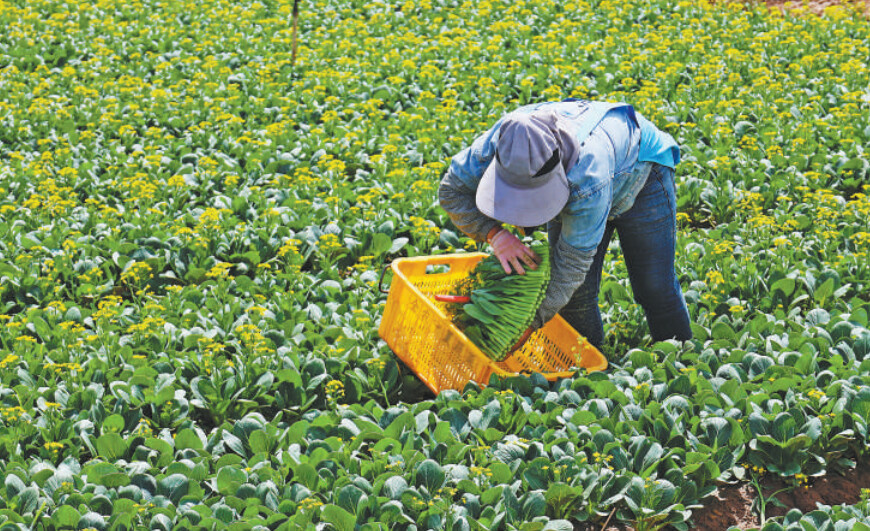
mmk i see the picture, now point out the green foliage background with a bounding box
[0,0,869,528]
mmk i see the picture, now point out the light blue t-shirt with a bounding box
[447,99,680,252]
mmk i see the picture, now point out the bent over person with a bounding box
[438,99,692,350]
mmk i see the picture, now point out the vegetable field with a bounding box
[1,0,869,529]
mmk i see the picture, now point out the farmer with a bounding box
[438,99,692,350]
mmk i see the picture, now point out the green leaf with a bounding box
[20,236,41,250]
[249,430,271,454]
[96,433,127,461]
[543,521,574,531]
[383,476,408,500]
[370,232,391,256]
[489,462,513,483]
[414,459,445,492]
[463,303,494,324]
[53,505,81,527]
[570,410,597,426]
[771,278,796,297]
[734,121,756,136]
[388,237,409,254]
[213,504,236,524]
[103,414,125,433]
[295,463,318,490]
[839,157,867,172]
[112,498,137,517]
[711,321,735,341]
[545,484,578,509]
[337,484,366,515]
[483,427,505,443]
[433,421,452,444]
[702,417,732,449]
[630,437,664,477]
[520,490,547,522]
[77,512,106,530]
[217,467,247,495]
[222,430,246,456]
[748,413,771,437]
[771,412,797,443]
[320,504,356,531]
[523,463,548,491]
[64,306,83,323]
[232,416,264,445]
[145,438,174,468]
[384,411,413,439]
[100,473,131,488]
[185,267,207,283]
[4,474,25,497]
[629,350,655,369]
[814,277,834,304]
[481,486,504,506]
[18,486,39,514]
[158,474,190,504]
[174,428,203,451]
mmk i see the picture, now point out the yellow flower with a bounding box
[0,354,20,368]
[705,270,725,286]
[206,262,233,279]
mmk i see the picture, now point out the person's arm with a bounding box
[438,171,501,243]
[440,168,540,274]
[531,143,614,329]
[531,222,600,329]
[438,118,506,242]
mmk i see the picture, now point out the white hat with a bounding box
[476,112,570,227]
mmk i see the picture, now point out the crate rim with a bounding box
[386,252,512,383]
[380,251,608,393]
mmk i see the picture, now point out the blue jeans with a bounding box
[554,163,692,348]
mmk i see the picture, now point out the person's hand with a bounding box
[489,229,541,275]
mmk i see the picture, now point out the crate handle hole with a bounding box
[425,264,452,274]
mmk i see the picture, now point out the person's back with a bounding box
[438,98,692,350]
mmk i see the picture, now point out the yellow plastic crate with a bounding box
[378,252,608,394]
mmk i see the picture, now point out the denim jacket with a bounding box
[438,100,680,328]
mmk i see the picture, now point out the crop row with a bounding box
[1,0,869,528]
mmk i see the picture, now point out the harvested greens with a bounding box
[452,238,551,361]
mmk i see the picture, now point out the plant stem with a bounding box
[600,506,616,531]
[750,472,794,525]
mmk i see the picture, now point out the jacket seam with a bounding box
[569,177,609,200]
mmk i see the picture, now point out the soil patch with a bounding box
[572,461,870,530]
[685,483,761,530]
[764,460,870,518]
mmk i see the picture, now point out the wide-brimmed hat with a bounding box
[476,111,570,227]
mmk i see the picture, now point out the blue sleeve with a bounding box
[438,172,501,242]
[637,112,680,168]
